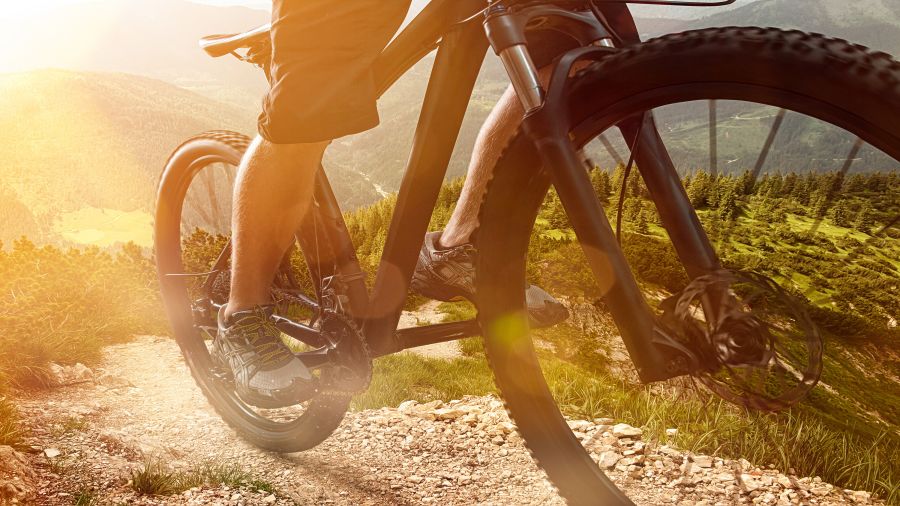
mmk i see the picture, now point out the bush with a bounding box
[0,239,165,390]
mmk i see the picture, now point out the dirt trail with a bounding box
[398,300,462,360]
[11,336,879,505]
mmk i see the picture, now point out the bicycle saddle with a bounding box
[200,23,271,58]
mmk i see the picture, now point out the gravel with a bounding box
[10,336,883,505]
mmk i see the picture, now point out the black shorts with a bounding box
[258,0,412,144]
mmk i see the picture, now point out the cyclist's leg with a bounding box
[228,0,412,318]
[439,83,523,249]
[440,6,638,249]
[225,137,327,318]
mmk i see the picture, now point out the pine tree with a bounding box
[782,172,798,198]
[688,170,711,208]
[811,190,830,219]
[854,202,874,234]
[755,197,774,222]
[635,209,650,235]
[624,197,642,222]
[627,167,646,198]
[738,170,755,195]
[591,170,612,204]
[718,180,741,222]
[611,164,627,195]
[764,173,784,198]
[831,199,852,227]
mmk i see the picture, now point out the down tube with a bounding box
[527,125,683,383]
[363,20,489,357]
[618,115,721,278]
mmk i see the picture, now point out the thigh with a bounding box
[260,0,412,144]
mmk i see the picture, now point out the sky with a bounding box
[1,0,270,20]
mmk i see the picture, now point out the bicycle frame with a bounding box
[288,0,720,383]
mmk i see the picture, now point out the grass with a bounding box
[49,416,90,438]
[131,460,276,496]
[0,396,23,447]
[73,489,98,506]
[351,353,496,411]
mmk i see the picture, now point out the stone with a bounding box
[741,474,761,493]
[809,484,831,496]
[397,400,418,412]
[434,408,465,421]
[0,446,36,504]
[851,490,871,504]
[43,448,61,459]
[263,494,277,503]
[665,428,678,437]
[97,372,132,389]
[567,420,592,432]
[612,423,643,438]
[690,455,713,468]
[48,362,94,385]
[597,451,622,469]
[776,474,793,489]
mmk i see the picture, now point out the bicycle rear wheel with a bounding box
[155,130,353,452]
[476,28,900,504]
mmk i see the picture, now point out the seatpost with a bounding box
[483,1,545,113]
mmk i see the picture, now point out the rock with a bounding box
[810,484,832,496]
[690,455,713,468]
[741,474,761,493]
[43,448,61,459]
[567,420,592,432]
[48,362,94,385]
[0,446,36,504]
[594,417,615,425]
[611,423,642,438]
[263,494,277,503]
[776,474,793,489]
[597,451,622,469]
[397,400,418,412]
[619,455,645,467]
[97,372,132,389]
[434,408,465,421]
[851,490,871,504]
[665,428,678,437]
[407,475,424,484]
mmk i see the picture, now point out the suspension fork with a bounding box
[485,7,701,382]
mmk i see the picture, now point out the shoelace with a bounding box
[230,317,293,367]
[434,243,475,262]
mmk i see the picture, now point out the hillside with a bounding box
[687,0,900,54]
[0,69,379,246]
[0,0,271,109]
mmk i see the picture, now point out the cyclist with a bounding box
[215,0,591,409]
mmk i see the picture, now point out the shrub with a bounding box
[0,239,165,390]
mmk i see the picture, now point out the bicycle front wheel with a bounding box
[476,28,900,504]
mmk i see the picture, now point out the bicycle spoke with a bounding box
[598,132,625,166]
[750,108,786,185]
[809,137,863,234]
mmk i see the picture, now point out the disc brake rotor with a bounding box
[661,269,823,411]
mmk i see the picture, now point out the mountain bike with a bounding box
[155,0,900,503]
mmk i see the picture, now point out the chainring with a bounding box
[315,311,372,395]
[660,269,823,411]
